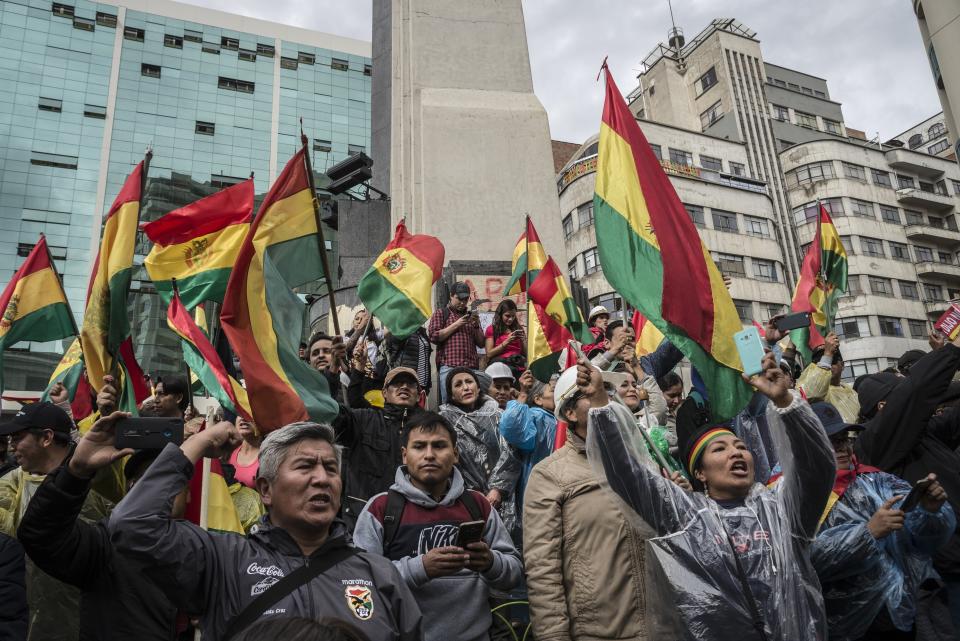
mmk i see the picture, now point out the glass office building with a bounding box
[0,0,371,392]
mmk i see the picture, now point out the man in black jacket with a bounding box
[0,532,26,641]
[16,414,181,641]
[334,366,423,529]
[854,335,960,628]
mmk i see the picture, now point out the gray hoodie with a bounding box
[108,443,422,641]
[353,467,522,641]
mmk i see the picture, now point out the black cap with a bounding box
[897,349,925,373]
[855,372,901,421]
[810,401,863,437]
[451,282,470,300]
[0,402,72,436]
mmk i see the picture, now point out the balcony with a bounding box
[904,224,960,245]
[885,148,946,179]
[896,187,954,212]
[916,260,960,281]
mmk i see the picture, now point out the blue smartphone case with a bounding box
[734,326,765,377]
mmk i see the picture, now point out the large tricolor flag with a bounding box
[502,216,548,296]
[594,64,752,420]
[526,258,591,381]
[80,159,145,394]
[220,147,338,432]
[631,310,665,358]
[358,220,445,339]
[167,287,251,420]
[42,337,94,422]
[0,235,77,392]
[143,178,253,309]
[185,457,244,535]
[790,204,848,362]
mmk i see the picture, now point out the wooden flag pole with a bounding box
[300,119,341,336]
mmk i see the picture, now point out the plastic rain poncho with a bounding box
[586,392,835,641]
[810,469,956,640]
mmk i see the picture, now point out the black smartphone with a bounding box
[115,417,184,450]
[456,520,485,547]
[774,311,811,332]
[900,478,933,512]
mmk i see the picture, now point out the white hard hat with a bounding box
[552,364,625,421]
[484,361,514,382]
[588,305,610,322]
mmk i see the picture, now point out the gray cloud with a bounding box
[183,0,942,144]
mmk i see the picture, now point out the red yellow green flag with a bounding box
[220,147,337,433]
[143,178,253,309]
[594,64,751,421]
[631,310,665,358]
[502,216,548,295]
[358,220,445,339]
[186,457,244,535]
[42,338,95,422]
[790,205,849,362]
[167,288,251,420]
[80,159,145,392]
[0,235,77,392]
[526,258,591,381]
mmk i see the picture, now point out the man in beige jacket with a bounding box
[523,365,654,640]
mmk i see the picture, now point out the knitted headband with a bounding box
[686,427,737,476]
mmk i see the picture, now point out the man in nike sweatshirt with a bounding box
[354,411,522,641]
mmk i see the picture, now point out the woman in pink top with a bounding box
[484,299,526,378]
[227,416,261,488]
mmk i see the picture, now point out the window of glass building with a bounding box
[714,253,745,277]
[238,49,256,62]
[96,11,116,27]
[889,241,910,261]
[880,205,901,224]
[73,15,94,31]
[700,101,722,129]
[348,144,366,155]
[141,64,161,79]
[583,247,600,275]
[712,210,738,233]
[164,34,183,49]
[868,276,893,296]
[753,259,778,282]
[211,175,247,189]
[195,121,215,136]
[364,64,372,76]
[836,316,870,339]
[878,316,903,337]
[256,43,275,57]
[313,139,332,153]
[685,204,705,227]
[849,198,874,219]
[332,58,349,71]
[202,42,220,54]
[84,104,106,119]
[871,168,893,188]
[842,162,865,181]
[729,161,746,177]
[700,155,722,172]
[669,148,693,166]
[38,97,62,113]
[30,152,78,169]
[298,52,315,65]
[125,26,145,42]
[221,37,239,50]
[697,66,718,94]
[52,3,74,18]
[218,77,254,93]
[859,237,884,257]
[899,280,919,299]
[281,57,298,70]
[184,29,203,43]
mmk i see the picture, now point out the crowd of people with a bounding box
[1,280,960,641]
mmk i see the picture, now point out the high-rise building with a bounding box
[887,112,955,160]
[557,120,790,325]
[911,0,960,162]
[0,0,370,393]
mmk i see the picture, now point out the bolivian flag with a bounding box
[526,258,591,381]
[0,235,76,392]
[186,456,244,535]
[220,148,338,433]
[80,160,144,392]
[167,287,251,419]
[790,205,848,362]
[503,217,548,296]
[143,178,252,309]
[632,310,665,358]
[594,65,752,421]
[42,337,94,422]
[358,220,444,339]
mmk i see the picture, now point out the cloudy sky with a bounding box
[185,0,941,144]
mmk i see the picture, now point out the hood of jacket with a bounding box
[389,465,466,508]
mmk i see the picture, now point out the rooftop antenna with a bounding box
[666,0,686,71]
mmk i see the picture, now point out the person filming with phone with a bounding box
[353,411,521,641]
[797,401,955,640]
[428,282,486,404]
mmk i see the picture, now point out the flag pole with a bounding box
[300,119,341,336]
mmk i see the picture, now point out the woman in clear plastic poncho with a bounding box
[583,352,835,641]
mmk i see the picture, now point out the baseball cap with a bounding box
[0,401,73,437]
[451,282,471,300]
[810,401,863,437]
[384,367,420,388]
[484,362,514,382]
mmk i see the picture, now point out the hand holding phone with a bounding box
[456,520,485,547]
[900,477,934,512]
[114,417,184,450]
[735,326,765,377]
[774,311,812,332]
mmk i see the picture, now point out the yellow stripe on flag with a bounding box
[0,268,66,338]
[144,223,248,281]
[527,241,548,271]
[373,246,435,318]
[703,245,744,368]
[595,123,660,250]
[103,201,139,282]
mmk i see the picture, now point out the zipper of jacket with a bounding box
[303,555,315,616]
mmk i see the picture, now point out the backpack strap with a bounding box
[459,490,484,522]
[381,489,407,550]
[222,546,358,641]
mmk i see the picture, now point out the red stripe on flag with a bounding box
[106,161,143,219]
[600,69,715,349]
[385,221,445,281]
[525,217,542,244]
[118,338,151,404]
[0,236,55,314]
[142,179,253,246]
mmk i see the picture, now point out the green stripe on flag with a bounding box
[357,268,428,339]
[107,267,133,353]
[154,267,234,308]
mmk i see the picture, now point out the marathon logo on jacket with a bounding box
[344,583,375,620]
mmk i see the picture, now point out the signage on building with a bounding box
[455,274,528,326]
[558,154,702,192]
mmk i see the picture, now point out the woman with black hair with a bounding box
[484,299,526,378]
[439,367,520,532]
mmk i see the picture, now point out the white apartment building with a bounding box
[558,119,790,325]
[887,112,954,160]
[780,137,960,381]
